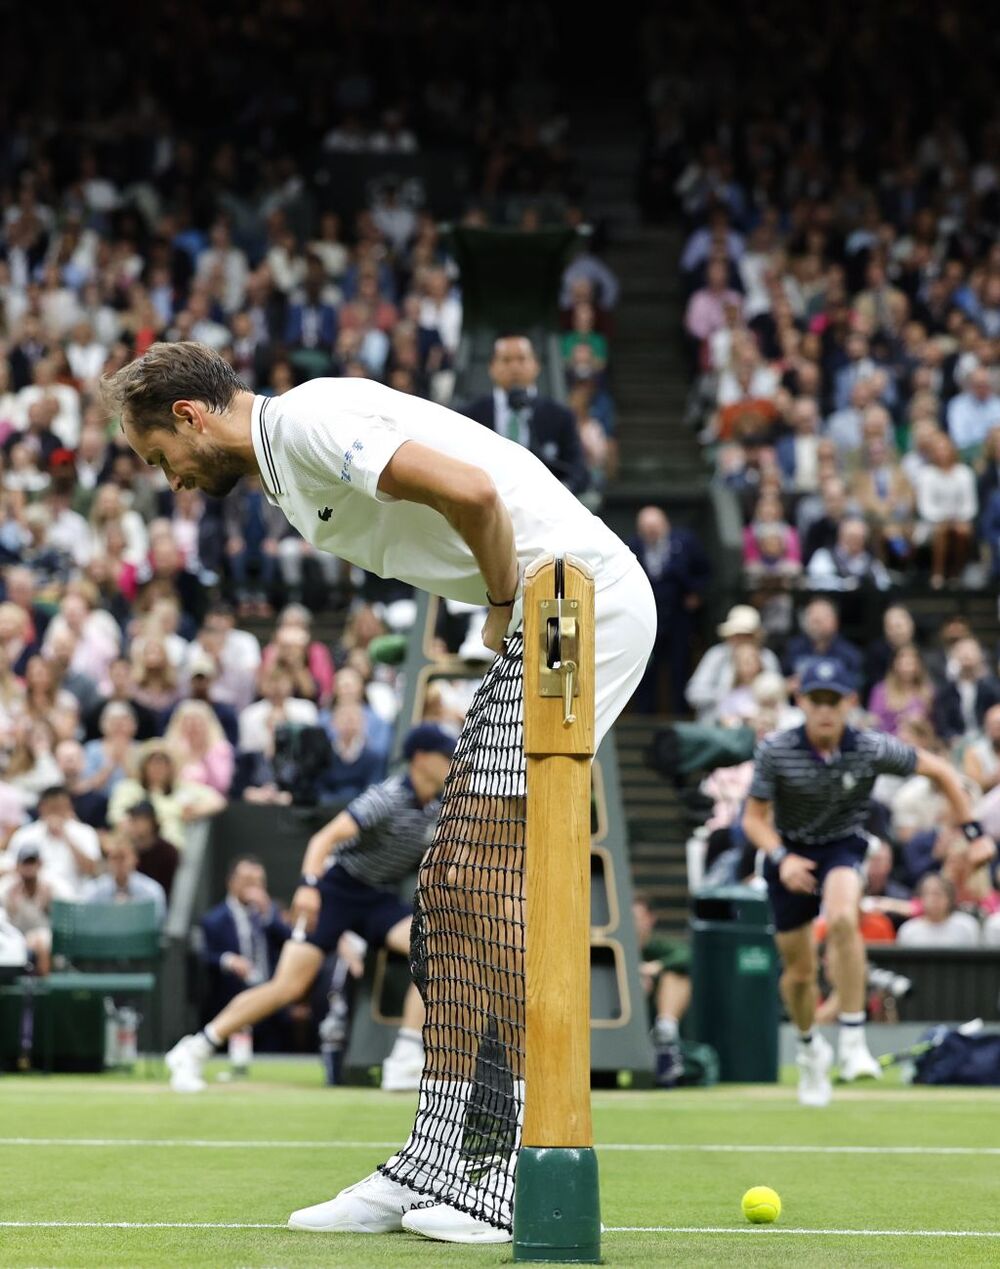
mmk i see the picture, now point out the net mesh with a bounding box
[381,633,525,1230]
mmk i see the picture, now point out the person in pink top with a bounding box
[867,645,933,737]
[742,491,802,589]
[684,259,744,346]
[260,604,335,707]
[163,700,234,795]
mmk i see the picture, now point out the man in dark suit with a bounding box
[931,637,1000,742]
[782,597,863,691]
[199,856,292,1048]
[628,505,711,714]
[461,334,589,495]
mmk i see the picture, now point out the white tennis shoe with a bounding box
[796,1032,833,1107]
[401,1204,512,1244]
[838,1037,882,1082]
[288,1170,425,1233]
[380,1047,424,1091]
[165,1034,208,1093]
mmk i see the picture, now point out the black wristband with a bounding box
[299,873,320,888]
[486,591,515,607]
[960,821,984,843]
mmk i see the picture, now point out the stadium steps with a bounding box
[602,221,705,494]
[567,102,707,498]
[892,589,998,649]
[615,715,693,937]
[238,609,349,651]
[569,107,644,231]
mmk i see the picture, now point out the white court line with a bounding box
[0,1222,287,1230]
[0,1137,395,1149]
[606,1227,1000,1239]
[1,1221,998,1239]
[3,1137,1000,1158]
[602,1143,1000,1156]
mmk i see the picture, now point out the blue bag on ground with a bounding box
[914,1030,1000,1085]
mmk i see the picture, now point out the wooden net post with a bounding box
[513,553,600,1264]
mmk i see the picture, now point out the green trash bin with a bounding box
[690,886,779,1082]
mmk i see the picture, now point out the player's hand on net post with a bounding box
[779,854,818,894]
[481,585,522,653]
[481,603,514,652]
[290,885,321,932]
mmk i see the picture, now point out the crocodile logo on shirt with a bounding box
[317,507,333,522]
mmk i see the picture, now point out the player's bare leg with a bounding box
[212,942,324,1037]
[775,926,818,1033]
[166,942,323,1093]
[652,970,691,1087]
[823,867,880,1081]
[776,926,832,1106]
[381,916,427,1091]
[656,970,692,1026]
[290,789,525,1242]
[417,795,525,1081]
[398,790,525,1243]
[287,919,439,1234]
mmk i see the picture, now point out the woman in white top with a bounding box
[895,874,981,948]
[914,432,977,588]
[963,703,1000,794]
[88,482,149,568]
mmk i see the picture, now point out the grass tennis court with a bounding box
[2,1063,999,1267]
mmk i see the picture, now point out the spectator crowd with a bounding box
[0,0,627,1010]
[678,593,1000,951]
[4,0,999,1057]
[639,6,1000,613]
[623,5,1000,963]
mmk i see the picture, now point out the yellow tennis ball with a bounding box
[742,1186,781,1224]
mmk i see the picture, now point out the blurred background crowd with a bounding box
[0,1,999,1057]
[633,2,1000,960]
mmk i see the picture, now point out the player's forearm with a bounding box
[446,484,519,605]
[300,811,358,877]
[921,752,974,823]
[301,836,336,878]
[919,751,997,865]
[742,803,783,855]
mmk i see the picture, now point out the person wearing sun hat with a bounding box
[685,603,782,722]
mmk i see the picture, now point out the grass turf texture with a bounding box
[1,1062,998,1267]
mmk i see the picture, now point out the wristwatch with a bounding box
[769,845,788,865]
[960,821,984,843]
[299,873,320,889]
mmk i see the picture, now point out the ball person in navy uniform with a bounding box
[743,656,996,1106]
[164,724,456,1094]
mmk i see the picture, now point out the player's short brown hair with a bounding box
[101,341,249,435]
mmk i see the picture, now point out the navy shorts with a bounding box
[763,834,868,934]
[306,864,412,954]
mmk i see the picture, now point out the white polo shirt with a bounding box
[2,819,102,895]
[250,379,634,606]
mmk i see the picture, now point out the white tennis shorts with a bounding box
[455,559,657,796]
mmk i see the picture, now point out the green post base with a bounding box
[512,1147,601,1263]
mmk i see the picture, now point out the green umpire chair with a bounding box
[443,223,583,403]
[36,900,162,1073]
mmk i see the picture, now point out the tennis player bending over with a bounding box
[744,656,996,1108]
[105,342,656,1245]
